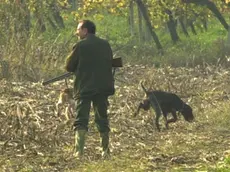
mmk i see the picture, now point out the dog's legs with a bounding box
[155,114,161,132]
[148,96,161,132]
[167,110,177,124]
[134,103,142,117]
[163,112,169,129]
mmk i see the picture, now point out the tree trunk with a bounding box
[205,0,228,30]
[182,0,229,30]
[70,0,77,10]
[179,17,190,37]
[165,9,180,43]
[135,0,163,51]
[13,2,24,34]
[144,24,152,42]
[47,16,57,29]
[24,9,31,33]
[34,2,46,33]
[36,15,46,33]
[19,0,31,34]
[201,17,208,31]
[138,5,144,42]
[188,20,197,35]
[129,0,135,37]
[227,27,230,45]
[50,2,65,29]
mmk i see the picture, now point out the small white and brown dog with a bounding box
[56,88,75,120]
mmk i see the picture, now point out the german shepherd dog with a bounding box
[135,83,194,131]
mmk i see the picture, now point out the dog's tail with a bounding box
[141,81,148,94]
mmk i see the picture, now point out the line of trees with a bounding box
[0,0,229,51]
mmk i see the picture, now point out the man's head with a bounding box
[76,20,96,39]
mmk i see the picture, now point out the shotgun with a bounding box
[42,57,123,86]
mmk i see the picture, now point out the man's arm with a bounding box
[65,43,80,72]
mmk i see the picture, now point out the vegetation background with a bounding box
[0,0,230,81]
[1,0,230,171]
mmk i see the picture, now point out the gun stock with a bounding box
[42,57,122,86]
[112,57,123,67]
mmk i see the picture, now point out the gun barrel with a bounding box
[42,72,73,86]
[42,57,123,86]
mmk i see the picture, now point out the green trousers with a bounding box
[73,94,110,133]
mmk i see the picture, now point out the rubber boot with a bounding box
[100,132,110,159]
[74,130,87,158]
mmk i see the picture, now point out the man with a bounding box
[65,20,115,159]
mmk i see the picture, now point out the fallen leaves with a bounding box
[1,64,230,170]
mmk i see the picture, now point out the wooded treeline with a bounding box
[0,0,229,50]
[0,0,229,49]
[0,0,230,81]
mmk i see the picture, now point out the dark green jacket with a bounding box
[65,34,115,99]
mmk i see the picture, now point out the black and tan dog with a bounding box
[135,83,194,131]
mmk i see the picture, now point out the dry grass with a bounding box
[1,64,230,171]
